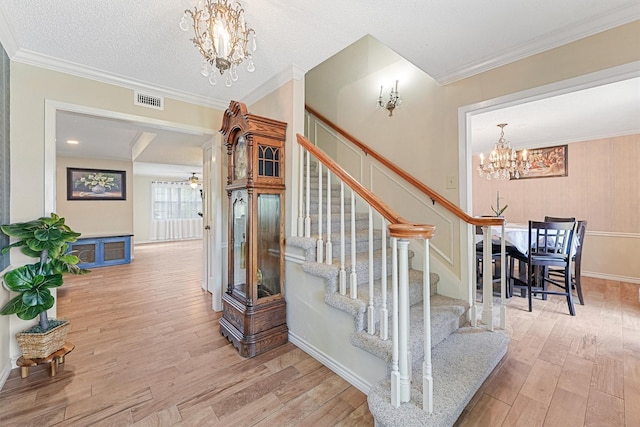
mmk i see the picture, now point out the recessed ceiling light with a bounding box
[66,140,79,145]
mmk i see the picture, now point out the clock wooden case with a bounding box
[219,100,288,358]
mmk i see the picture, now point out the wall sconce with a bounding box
[377,80,402,117]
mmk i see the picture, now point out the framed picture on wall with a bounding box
[512,144,568,180]
[67,168,126,200]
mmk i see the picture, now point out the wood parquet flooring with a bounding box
[1,240,638,426]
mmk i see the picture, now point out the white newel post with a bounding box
[500,222,507,329]
[367,206,375,335]
[390,237,400,407]
[482,225,494,331]
[422,238,433,413]
[397,238,411,403]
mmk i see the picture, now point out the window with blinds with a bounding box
[151,181,202,220]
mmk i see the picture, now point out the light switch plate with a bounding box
[446,175,456,189]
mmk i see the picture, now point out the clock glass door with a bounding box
[231,189,247,298]
[256,193,281,299]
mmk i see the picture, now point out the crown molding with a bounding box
[241,64,307,106]
[435,4,640,85]
[9,48,229,110]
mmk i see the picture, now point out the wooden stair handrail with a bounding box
[297,134,435,240]
[305,105,504,227]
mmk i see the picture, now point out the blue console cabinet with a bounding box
[68,235,132,268]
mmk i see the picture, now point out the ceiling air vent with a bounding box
[134,91,163,110]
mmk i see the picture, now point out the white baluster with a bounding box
[470,223,478,328]
[297,145,304,236]
[339,182,346,295]
[422,238,433,414]
[325,171,332,265]
[304,150,311,238]
[316,163,324,263]
[500,222,507,330]
[482,225,494,331]
[367,206,375,335]
[390,237,400,408]
[350,189,357,299]
[380,217,388,341]
[397,238,411,403]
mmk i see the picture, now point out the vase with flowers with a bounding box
[75,172,118,195]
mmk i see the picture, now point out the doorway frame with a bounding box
[44,100,219,310]
[457,60,640,290]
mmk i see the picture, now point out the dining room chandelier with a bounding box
[180,0,256,87]
[477,123,531,180]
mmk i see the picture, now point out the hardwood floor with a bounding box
[0,240,372,426]
[456,276,640,427]
[1,240,638,426]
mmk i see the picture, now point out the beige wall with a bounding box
[133,175,153,243]
[473,134,640,281]
[250,75,306,237]
[56,156,133,237]
[305,22,640,291]
[10,62,220,223]
[5,62,221,365]
[472,135,640,233]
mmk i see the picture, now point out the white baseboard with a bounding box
[0,359,11,391]
[288,331,372,395]
[583,271,640,285]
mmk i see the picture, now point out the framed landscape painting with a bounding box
[67,168,126,200]
[513,144,568,180]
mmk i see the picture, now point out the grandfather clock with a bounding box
[219,100,288,358]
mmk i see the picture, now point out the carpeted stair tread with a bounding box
[322,270,438,331]
[297,248,415,287]
[368,328,509,427]
[350,295,469,363]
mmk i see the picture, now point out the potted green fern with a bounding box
[0,213,87,359]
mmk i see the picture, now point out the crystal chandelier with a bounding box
[477,123,531,180]
[180,0,256,87]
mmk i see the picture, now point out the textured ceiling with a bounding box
[0,1,639,177]
[2,1,639,107]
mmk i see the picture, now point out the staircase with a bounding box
[288,145,509,426]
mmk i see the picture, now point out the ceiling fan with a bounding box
[187,172,200,189]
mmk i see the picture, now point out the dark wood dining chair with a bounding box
[544,218,587,305]
[509,220,578,315]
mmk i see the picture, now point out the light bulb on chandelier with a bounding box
[180,0,256,87]
[477,123,531,180]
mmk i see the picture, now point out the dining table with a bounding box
[482,222,579,256]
